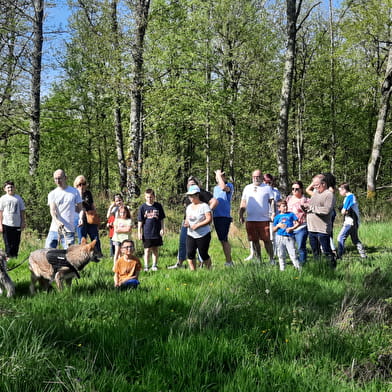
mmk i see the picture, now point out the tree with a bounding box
[29,0,44,175]
[126,0,150,199]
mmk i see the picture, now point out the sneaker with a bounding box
[167,262,185,270]
[151,266,159,272]
[244,254,254,261]
[224,261,234,267]
[144,267,149,272]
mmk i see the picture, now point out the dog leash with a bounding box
[7,255,29,271]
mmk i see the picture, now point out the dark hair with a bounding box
[121,239,134,248]
[4,181,14,188]
[145,188,155,196]
[118,206,131,219]
[277,200,287,207]
[323,172,336,189]
[187,176,200,186]
[339,183,350,192]
[292,180,304,190]
[114,193,123,201]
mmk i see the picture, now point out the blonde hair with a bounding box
[74,175,87,188]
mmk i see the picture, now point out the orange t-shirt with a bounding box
[114,256,141,285]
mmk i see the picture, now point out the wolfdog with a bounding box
[29,238,100,294]
[0,250,15,297]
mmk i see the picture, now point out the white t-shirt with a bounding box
[48,186,82,232]
[0,194,25,227]
[241,183,274,221]
[186,202,211,239]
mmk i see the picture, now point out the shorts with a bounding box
[143,237,163,248]
[246,221,271,242]
[213,217,232,242]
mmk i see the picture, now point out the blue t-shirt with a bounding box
[213,182,234,218]
[137,202,165,239]
[273,212,298,237]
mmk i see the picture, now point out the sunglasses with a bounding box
[292,188,300,191]
[121,246,134,250]
[77,182,86,186]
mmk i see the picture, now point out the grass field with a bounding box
[0,221,391,391]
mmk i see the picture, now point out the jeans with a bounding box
[293,225,308,265]
[337,224,366,258]
[45,230,75,249]
[276,235,300,270]
[177,222,188,262]
[77,223,102,253]
[308,231,336,268]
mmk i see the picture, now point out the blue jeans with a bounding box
[337,224,365,258]
[177,222,188,262]
[293,226,308,265]
[77,223,102,253]
[308,231,336,268]
[45,230,75,249]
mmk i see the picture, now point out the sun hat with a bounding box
[187,185,200,195]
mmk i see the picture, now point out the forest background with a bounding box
[1,0,392,236]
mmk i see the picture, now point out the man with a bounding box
[45,169,83,249]
[0,181,26,258]
[213,170,234,266]
[168,176,218,269]
[239,169,275,263]
[303,174,336,268]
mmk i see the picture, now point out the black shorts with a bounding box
[143,237,163,248]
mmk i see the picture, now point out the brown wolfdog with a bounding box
[0,250,15,297]
[29,238,100,294]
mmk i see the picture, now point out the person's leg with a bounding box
[276,236,286,271]
[308,232,321,258]
[11,227,22,257]
[318,233,336,268]
[186,235,197,271]
[252,240,261,260]
[221,241,232,264]
[197,232,212,269]
[144,247,151,270]
[337,224,351,258]
[294,226,308,265]
[350,226,367,258]
[113,243,120,268]
[286,237,300,269]
[244,242,255,261]
[60,231,75,249]
[45,231,59,249]
[2,226,11,257]
[151,246,159,269]
[169,223,187,269]
[214,217,232,265]
[86,223,102,254]
[260,221,274,262]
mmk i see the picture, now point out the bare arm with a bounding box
[137,221,143,241]
[239,199,247,224]
[215,170,230,192]
[208,197,219,210]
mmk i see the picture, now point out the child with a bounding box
[0,181,26,259]
[337,183,366,259]
[272,200,300,271]
[137,189,165,272]
[113,239,141,289]
[112,206,132,268]
[107,213,115,257]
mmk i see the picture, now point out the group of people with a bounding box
[0,167,367,290]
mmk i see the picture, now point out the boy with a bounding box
[0,181,26,258]
[272,200,300,271]
[114,240,141,289]
[137,189,165,272]
[337,183,366,259]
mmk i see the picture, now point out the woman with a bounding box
[74,175,102,256]
[286,180,309,265]
[184,185,212,270]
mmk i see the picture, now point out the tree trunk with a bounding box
[29,0,44,176]
[367,40,392,199]
[127,0,150,200]
[276,0,299,194]
[110,0,127,190]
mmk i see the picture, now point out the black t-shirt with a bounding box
[137,202,166,239]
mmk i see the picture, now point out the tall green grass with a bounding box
[0,221,391,391]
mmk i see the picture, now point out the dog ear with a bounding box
[87,239,97,250]
[81,237,87,245]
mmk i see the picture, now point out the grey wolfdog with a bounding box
[0,250,16,297]
[29,238,100,294]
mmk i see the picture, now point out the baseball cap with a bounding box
[187,185,200,195]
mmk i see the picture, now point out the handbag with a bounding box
[86,209,100,225]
